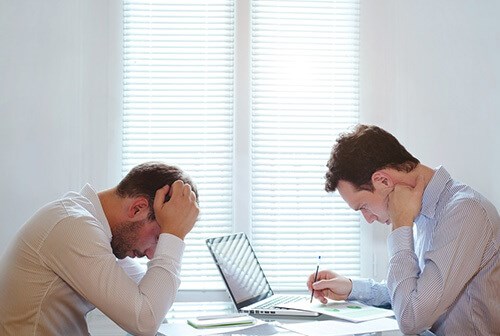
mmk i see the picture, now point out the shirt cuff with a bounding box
[348,278,369,301]
[154,233,185,261]
[387,226,414,257]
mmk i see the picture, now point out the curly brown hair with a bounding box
[325,124,419,192]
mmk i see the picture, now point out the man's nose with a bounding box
[145,247,156,259]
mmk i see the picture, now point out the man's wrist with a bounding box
[161,227,187,240]
[390,214,414,230]
[391,221,413,231]
[154,233,185,259]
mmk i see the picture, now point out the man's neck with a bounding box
[407,164,435,188]
[98,188,120,231]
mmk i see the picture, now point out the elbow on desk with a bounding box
[397,321,428,336]
[116,310,164,336]
[121,320,161,336]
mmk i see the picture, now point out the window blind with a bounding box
[123,0,235,289]
[123,0,360,293]
[250,0,360,290]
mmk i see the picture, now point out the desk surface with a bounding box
[87,301,404,336]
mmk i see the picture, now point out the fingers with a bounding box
[307,279,315,292]
[153,184,170,211]
[169,180,197,202]
[312,280,343,301]
[153,179,199,240]
[307,272,318,289]
[308,271,333,301]
[315,293,328,304]
[182,183,197,202]
[308,272,352,302]
[169,179,185,198]
[308,270,334,288]
[312,279,333,291]
[312,280,336,302]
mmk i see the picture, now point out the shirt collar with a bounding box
[79,183,112,241]
[419,165,451,219]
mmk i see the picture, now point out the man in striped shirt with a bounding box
[308,124,499,335]
[0,162,199,336]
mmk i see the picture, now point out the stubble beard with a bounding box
[111,219,147,259]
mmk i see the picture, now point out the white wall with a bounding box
[361,0,500,203]
[360,0,500,277]
[0,0,122,254]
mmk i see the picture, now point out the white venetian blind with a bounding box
[250,0,360,290]
[122,0,360,293]
[123,0,235,288]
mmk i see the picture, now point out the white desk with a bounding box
[87,301,234,335]
[87,301,405,336]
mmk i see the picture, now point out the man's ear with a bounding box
[371,171,394,190]
[127,197,149,219]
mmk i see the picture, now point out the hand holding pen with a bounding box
[308,268,353,304]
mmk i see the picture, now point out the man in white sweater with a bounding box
[0,161,200,336]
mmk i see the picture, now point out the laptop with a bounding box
[206,232,319,317]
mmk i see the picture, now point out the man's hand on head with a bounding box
[153,180,199,240]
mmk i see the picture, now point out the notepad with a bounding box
[187,315,256,329]
[277,300,394,323]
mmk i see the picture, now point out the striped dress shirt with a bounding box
[349,166,500,335]
[0,184,184,336]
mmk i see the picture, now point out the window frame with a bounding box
[119,0,387,302]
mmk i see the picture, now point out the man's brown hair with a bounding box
[325,124,419,192]
[117,162,198,221]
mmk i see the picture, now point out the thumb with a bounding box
[312,279,335,290]
[153,184,170,211]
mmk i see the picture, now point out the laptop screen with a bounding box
[206,233,274,309]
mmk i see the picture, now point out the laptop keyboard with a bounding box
[255,295,304,309]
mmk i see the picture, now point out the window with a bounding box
[123,0,360,294]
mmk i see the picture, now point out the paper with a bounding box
[279,317,400,336]
[209,322,287,335]
[277,300,394,323]
[188,315,256,329]
[157,318,266,336]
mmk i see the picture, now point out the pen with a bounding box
[310,255,321,303]
[197,313,249,320]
